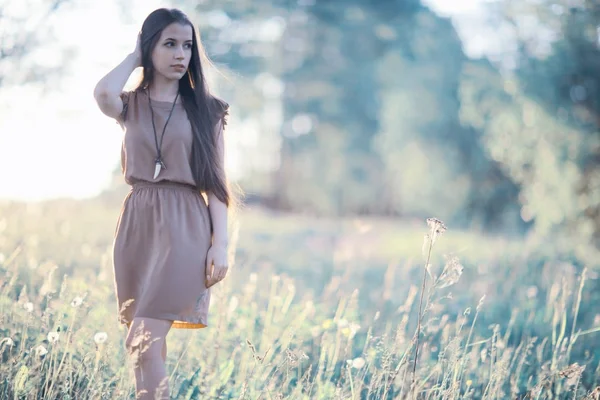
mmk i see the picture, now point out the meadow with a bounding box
[0,195,599,399]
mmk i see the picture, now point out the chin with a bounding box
[159,70,186,82]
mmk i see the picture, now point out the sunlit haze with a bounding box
[0,0,488,201]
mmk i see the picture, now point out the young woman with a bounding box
[93,8,231,399]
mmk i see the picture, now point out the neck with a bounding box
[148,76,179,102]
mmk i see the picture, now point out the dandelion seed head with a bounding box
[35,345,48,356]
[47,332,59,343]
[94,332,108,345]
[351,357,366,369]
[71,296,83,307]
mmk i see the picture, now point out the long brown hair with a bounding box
[136,8,230,206]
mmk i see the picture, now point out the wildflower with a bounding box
[437,256,463,289]
[0,337,14,347]
[47,332,59,344]
[321,319,333,330]
[349,323,361,335]
[35,345,48,356]
[336,319,349,329]
[466,380,472,387]
[23,302,33,313]
[227,296,239,315]
[426,217,447,245]
[71,296,83,308]
[94,332,108,345]
[351,357,366,369]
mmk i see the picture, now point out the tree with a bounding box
[460,0,600,251]
[0,0,73,89]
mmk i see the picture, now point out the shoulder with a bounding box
[209,95,230,127]
[116,89,140,127]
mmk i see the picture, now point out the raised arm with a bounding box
[93,35,142,120]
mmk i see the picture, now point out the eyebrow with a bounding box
[164,37,193,43]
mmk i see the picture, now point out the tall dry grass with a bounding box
[0,202,599,399]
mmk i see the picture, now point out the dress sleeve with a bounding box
[115,91,131,128]
[211,96,229,130]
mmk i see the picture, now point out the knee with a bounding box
[125,326,162,365]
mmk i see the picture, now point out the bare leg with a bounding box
[125,317,173,400]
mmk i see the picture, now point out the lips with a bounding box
[172,64,186,71]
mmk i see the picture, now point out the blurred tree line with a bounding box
[0,0,74,89]
[172,1,599,253]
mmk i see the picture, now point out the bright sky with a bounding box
[0,0,490,202]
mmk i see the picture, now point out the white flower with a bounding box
[351,357,366,369]
[23,302,33,313]
[35,345,48,356]
[228,296,239,315]
[47,332,59,344]
[0,337,14,347]
[336,319,349,329]
[71,296,83,308]
[94,332,108,345]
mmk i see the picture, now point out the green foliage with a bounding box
[172,0,600,258]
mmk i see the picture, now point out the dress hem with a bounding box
[121,314,208,330]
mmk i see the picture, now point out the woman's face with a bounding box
[151,22,193,82]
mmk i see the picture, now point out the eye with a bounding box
[184,43,192,49]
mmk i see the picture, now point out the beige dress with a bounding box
[112,88,218,329]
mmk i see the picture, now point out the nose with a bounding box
[175,45,185,60]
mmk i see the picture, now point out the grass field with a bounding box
[1,195,599,399]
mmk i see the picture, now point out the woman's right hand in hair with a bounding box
[93,32,143,120]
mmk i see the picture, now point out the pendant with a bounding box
[153,158,166,179]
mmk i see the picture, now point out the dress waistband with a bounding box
[131,180,198,192]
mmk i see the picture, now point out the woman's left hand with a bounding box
[205,244,228,288]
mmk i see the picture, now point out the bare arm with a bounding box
[93,37,141,120]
